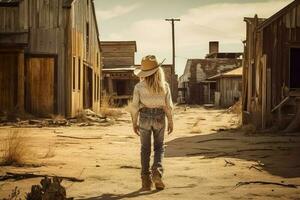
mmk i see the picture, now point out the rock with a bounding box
[26,177,73,200]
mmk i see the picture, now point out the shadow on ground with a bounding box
[78,189,160,200]
[165,129,300,178]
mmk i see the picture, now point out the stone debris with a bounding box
[0,109,114,128]
[26,177,74,200]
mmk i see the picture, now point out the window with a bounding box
[97,52,99,67]
[78,58,81,90]
[72,57,76,90]
[94,74,97,101]
[97,76,100,101]
[86,22,89,55]
[290,48,300,88]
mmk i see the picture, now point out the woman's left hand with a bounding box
[133,124,140,136]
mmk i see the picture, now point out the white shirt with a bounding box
[131,80,173,124]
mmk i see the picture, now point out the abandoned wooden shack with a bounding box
[101,41,178,105]
[207,67,242,107]
[0,0,101,118]
[178,41,242,104]
[101,41,139,105]
[243,0,300,131]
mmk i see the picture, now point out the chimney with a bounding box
[209,41,219,54]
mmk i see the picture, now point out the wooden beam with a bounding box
[108,78,113,94]
[17,51,25,112]
[261,55,267,129]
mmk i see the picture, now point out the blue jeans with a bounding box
[139,108,165,176]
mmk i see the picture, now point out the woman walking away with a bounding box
[131,55,174,191]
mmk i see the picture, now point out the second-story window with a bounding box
[78,58,81,90]
[73,57,76,90]
[86,22,89,55]
[97,52,99,67]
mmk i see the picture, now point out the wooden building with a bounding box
[178,41,242,104]
[101,41,138,105]
[101,41,178,105]
[207,67,242,107]
[0,0,101,117]
[243,0,300,131]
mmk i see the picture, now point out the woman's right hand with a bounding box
[133,124,140,136]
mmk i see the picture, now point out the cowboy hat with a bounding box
[134,55,166,77]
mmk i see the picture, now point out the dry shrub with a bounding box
[227,99,242,115]
[0,130,30,166]
[124,100,134,115]
[100,95,122,119]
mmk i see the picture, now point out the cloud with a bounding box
[101,0,293,75]
[176,0,292,47]
[97,3,140,20]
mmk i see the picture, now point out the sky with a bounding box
[94,0,293,76]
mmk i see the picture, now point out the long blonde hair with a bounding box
[144,67,166,94]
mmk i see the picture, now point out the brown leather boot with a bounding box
[141,175,152,191]
[152,169,165,190]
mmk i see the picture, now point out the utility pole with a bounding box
[165,18,180,97]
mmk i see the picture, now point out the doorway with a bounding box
[0,52,18,112]
[25,57,55,117]
[290,48,300,89]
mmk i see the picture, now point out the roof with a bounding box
[0,0,19,6]
[207,67,242,80]
[134,64,173,67]
[0,0,20,2]
[258,0,299,30]
[102,67,135,72]
[101,41,137,52]
[205,52,243,59]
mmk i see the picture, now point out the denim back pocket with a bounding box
[139,113,152,130]
[152,113,166,130]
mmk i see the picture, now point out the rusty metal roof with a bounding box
[207,67,242,80]
[0,0,20,6]
[0,0,20,2]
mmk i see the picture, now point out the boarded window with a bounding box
[290,48,300,88]
[73,57,76,90]
[78,58,81,90]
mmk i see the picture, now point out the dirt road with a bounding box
[1,106,300,199]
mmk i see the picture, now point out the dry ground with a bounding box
[1,106,300,199]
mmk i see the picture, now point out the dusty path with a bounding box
[1,106,300,199]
